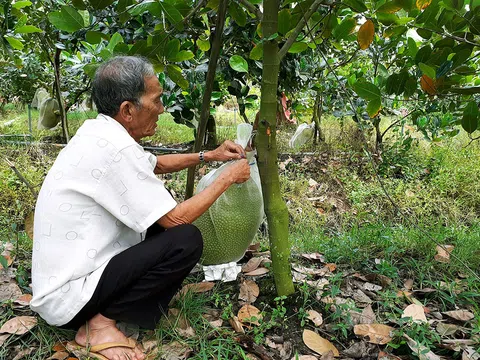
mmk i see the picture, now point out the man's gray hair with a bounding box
[92,56,155,117]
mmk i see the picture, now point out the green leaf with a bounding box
[407,37,418,57]
[333,17,356,40]
[377,2,402,13]
[48,6,85,33]
[174,50,194,62]
[5,36,24,50]
[419,63,436,79]
[404,76,417,97]
[129,1,161,16]
[344,0,367,12]
[15,25,42,34]
[87,0,115,10]
[117,0,133,23]
[0,256,8,270]
[385,74,398,95]
[166,38,180,61]
[107,32,124,52]
[12,1,32,9]
[211,91,222,100]
[229,55,248,73]
[288,42,308,54]
[462,101,479,133]
[197,36,210,52]
[229,2,247,27]
[86,31,103,44]
[159,2,184,31]
[451,48,472,69]
[278,9,292,35]
[84,63,100,78]
[367,98,382,118]
[415,45,432,64]
[249,43,263,60]
[72,0,87,10]
[166,64,188,89]
[437,60,453,78]
[354,80,381,101]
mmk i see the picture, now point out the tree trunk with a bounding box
[374,117,383,152]
[185,0,228,199]
[54,48,69,143]
[257,0,294,296]
[205,114,217,148]
[315,91,325,143]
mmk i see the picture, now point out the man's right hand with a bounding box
[225,159,250,184]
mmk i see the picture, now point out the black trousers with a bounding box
[63,223,203,330]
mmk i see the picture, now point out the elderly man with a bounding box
[30,56,250,360]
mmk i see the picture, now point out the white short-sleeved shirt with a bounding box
[30,114,177,326]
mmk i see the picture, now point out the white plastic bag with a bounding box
[194,124,264,266]
[289,122,315,148]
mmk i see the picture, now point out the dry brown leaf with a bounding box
[301,253,325,262]
[353,324,394,345]
[307,310,324,327]
[177,326,195,338]
[0,316,37,335]
[290,356,318,360]
[246,354,261,360]
[462,346,480,360]
[238,304,262,325]
[293,265,328,276]
[160,341,192,360]
[320,351,335,360]
[351,304,376,325]
[229,316,244,333]
[404,279,414,290]
[242,257,263,273]
[402,304,427,322]
[52,342,67,352]
[0,282,22,302]
[46,351,69,360]
[353,289,372,304]
[420,75,437,95]
[306,278,329,290]
[247,243,261,252]
[239,280,260,303]
[396,290,412,299]
[344,342,374,358]
[179,282,214,296]
[209,319,223,328]
[198,165,207,177]
[443,310,475,322]
[325,263,336,272]
[303,330,339,357]
[14,294,32,306]
[0,334,9,346]
[244,267,269,276]
[12,347,34,360]
[142,339,158,353]
[436,323,459,337]
[378,351,402,359]
[434,245,454,263]
[25,211,34,240]
[404,334,441,360]
[365,274,392,287]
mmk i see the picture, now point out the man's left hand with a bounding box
[208,140,246,162]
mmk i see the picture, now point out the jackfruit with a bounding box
[37,97,61,130]
[194,152,264,265]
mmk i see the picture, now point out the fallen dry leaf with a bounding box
[0,333,9,346]
[290,356,318,360]
[320,351,335,360]
[293,265,329,276]
[344,341,374,358]
[160,341,192,360]
[14,294,32,307]
[353,324,394,345]
[404,334,441,360]
[402,304,427,322]
[325,263,336,272]
[242,257,263,273]
[436,323,459,337]
[52,342,67,352]
[0,282,22,302]
[247,243,261,252]
[208,319,223,328]
[443,310,475,322]
[434,245,454,263]
[404,279,414,290]
[306,278,329,290]
[244,267,269,276]
[178,282,214,296]
[301,253,325,262]
[12,347,34,360]
[378,351,402,359]
[302,329,339,357]
[46,351,69,360]
[307,310,324,327]
[0,316,37,335]
[351,304,376,325]
[239,280,260,303]
[462,346,480,360]
[238,304,262,325]
[353,289,372,304]
[229,316,245,333]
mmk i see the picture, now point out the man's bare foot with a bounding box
[75,314,145,360]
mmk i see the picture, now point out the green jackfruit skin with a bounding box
[194,176,263,265]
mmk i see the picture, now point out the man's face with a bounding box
[131,76,164,141]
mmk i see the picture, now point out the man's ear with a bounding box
[118,101,135,123]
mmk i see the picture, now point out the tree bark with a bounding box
[257,0,294,296]
[205,114,217,148]
[54,48,69,143]
[185,0,228,199]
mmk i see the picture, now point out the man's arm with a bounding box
[157,159,250,228]
[154,140,245,174]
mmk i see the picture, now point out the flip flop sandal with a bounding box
[66,338,137,360]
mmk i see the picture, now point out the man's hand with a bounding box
[207,140,245,162]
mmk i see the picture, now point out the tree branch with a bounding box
[415,26,480,47]
[4,158,37,198]
[65,80,92,113]
[278,0,329,60]
[237,0,263,20]
[183,0,207,23]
